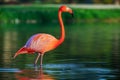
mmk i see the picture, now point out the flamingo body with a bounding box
[25,33,58,53]
[14,5,73,66]
[14,33,59,58]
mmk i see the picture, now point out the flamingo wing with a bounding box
[24,33,58,53]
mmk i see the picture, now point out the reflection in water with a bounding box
[3,31,18,67]
[0,63,116,80]
[15,68,55,80]
[0,62,117,80]
[111,27,120,80]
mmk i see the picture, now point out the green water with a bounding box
[0,22,120,80]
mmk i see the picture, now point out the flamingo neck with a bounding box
[58,10,65,45]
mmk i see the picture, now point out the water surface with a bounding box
[0,23,120,80]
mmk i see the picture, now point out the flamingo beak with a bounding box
[13,47,28,59]
[14,53,19,59]
[69,9,74,17]
[14,47,35,59]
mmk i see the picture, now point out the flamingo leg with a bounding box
[40,54,43,67]
[34,53,44,68]
[34,53,40,67]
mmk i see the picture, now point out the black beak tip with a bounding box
[71,13,74,17]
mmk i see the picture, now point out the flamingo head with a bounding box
[14,47,35,58]
[59,5,73,16]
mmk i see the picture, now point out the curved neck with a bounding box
[58,10,65,45]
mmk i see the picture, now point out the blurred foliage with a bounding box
[93,0,113,4]
[0,5,120,24]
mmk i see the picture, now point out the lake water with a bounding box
[0,22,120,80]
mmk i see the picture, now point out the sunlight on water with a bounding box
[0,68,20,72]
[19,62,118,80]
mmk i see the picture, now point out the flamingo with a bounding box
[14,5,73,66]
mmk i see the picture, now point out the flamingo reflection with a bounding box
[15,68,55,80]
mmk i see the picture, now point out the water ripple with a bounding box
[0,68,20,72]
[26,62,118,80]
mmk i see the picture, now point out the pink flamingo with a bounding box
[14,5,73,66]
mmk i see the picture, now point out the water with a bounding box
[0,23,120,80]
